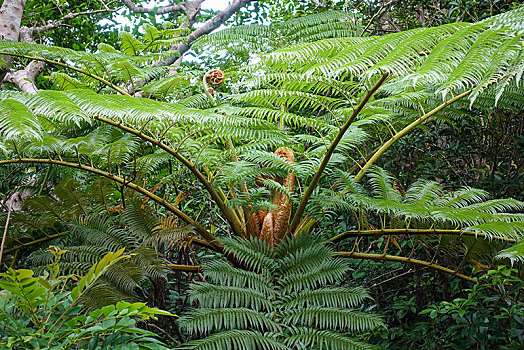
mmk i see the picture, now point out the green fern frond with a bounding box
[140,74,192,98]
[190,283,274,312]
[281,286,371,309]
[495,240,524,264]
[367,167,402,201]
[194,10,356,56]
[50,72,92,91]
[404,179,443,205]
[279,258,350,293]
[230,89,346,113]
[120,31,145,55]
[121,200,158,239]
[281,307,383,332]
[0,98,42,140]
[177,330,289,350]
[464,221,524,241]
[285,328,376,350]
[219,236,277,275]
[203,259,274,293]
[68,215,136,252]
[179,308,281,335]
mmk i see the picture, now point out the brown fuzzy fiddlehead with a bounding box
[203,68,225,105]
[255,147,296,247]
[205,69,225,85]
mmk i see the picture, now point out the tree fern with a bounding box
[0,7,523,274]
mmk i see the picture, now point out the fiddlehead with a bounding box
[257,147,296,247]
[202,68,225,105]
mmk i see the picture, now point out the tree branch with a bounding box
[335,251,477,283]
[27,7,123,35]
[3,6,121,93]
[2,231,68,254]
[361,0,396,36]
[4,59,44,93]
[157,0,256,67]
[0,0,27,81]
[121,0,185,14]
[0,201,12,266]
[330,229,516,244]
[165,264,201,272]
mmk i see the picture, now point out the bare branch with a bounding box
[4,5,120,92]
[330,229,516,244]
[0,202,12,266]
[28,7,123,35]
[165,264,202,272]
[4,59,44,93]
[121,0,185,14]
[361,0,396,36]
[309,0,327,7]
[3,232,68,255]
[158,0,256,67]
[336,251,477,283]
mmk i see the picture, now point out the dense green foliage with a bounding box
[375,266,523,349]
[0,248,172,349]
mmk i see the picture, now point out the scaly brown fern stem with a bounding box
[288,73,389,235]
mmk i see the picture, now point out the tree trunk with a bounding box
[0,0,26,81]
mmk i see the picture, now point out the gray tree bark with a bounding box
[157,0,256,68]
[0,0,26,81]
[4,60,44,93]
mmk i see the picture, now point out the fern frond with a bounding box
[203,259,274,294]
[178,234,380,348]
[219,236,277,274]
[282,286,371,309]
[367,167,402,201]
[279,258,350,293]
[177,330,289,350]
[190,283,274,312]
[285,328,377,350]
[404,179,443,205]
[281,307,384,332]
[495,240,524,264]
[179,308,280,335]
[0,98,42,140]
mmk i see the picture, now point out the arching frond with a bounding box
[194,10,357,55]
[496,240,524,264]
[285,328,376,350]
